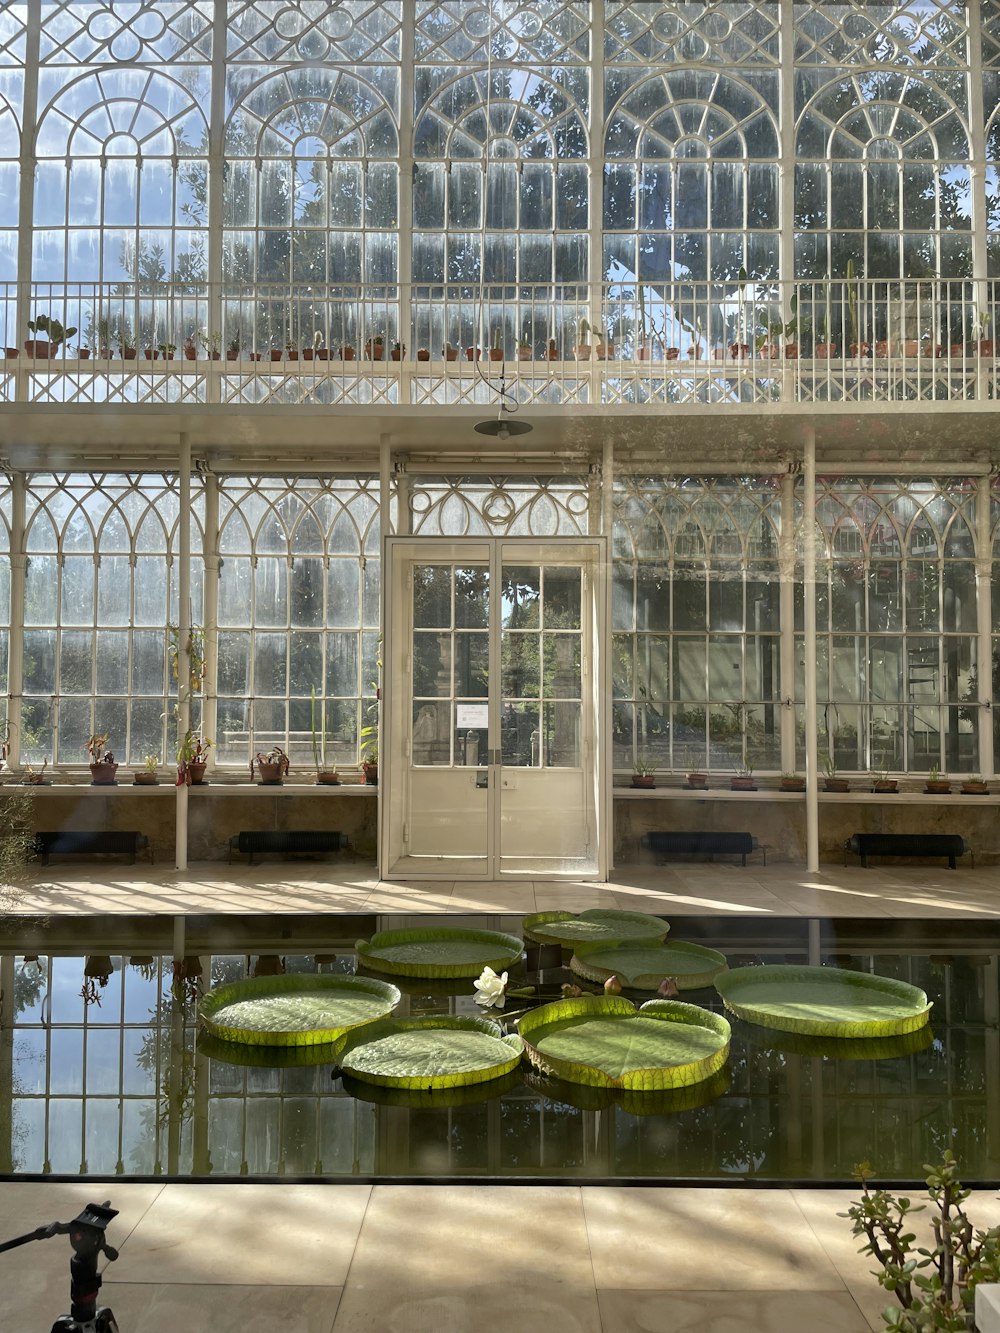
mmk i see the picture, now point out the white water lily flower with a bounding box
[474,965,508,1008]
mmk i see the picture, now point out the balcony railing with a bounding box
[2,278,997,409]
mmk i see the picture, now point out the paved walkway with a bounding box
[2,858,997,1331]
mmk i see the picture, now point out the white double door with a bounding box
[382,537,606,880]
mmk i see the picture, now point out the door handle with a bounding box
[475,770,489,788]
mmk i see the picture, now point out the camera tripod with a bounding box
[0,1199,120,1331]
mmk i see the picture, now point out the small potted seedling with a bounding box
[822,754,850,792]
[730,762,755,791]
[780,772,806,792]
[134,754,160,786]
[226,333,241,362]
[594,326,614,360]
[341,341,356,361]
[465,342,480,361]
[416,345,430,362]
[961,774,989,794]
[86,733,118,784]
[251,745,290,785]
[686,769,708,789]
[22,759,49,786]
[924,764,951,795]
[517,336,532,361]
[390,340,405,362]
[489,328,504,362]
[202,330,222,360]
[442,343,458,362]
[285,338,299,362]
[366,334,384,360]
[183,334,198,360]
[575,317,592,360]
[177,731,213,785]
[312,689,339,786]
[631,756,656,789]
[158,341,176,360]
[871,767,898,794]
[314,330,329,361]
[547,336,559,360]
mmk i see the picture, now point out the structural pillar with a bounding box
[175,434,192,871]
[802,427,820,873]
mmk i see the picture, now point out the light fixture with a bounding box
[474,418,533,439]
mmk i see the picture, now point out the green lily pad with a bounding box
[522,909,669,947]
[570,939,728,990]
[517,995,730,1090]
[333,1015,524,1089]
[714,965,932,1038]
[199,973,401,1047]
[355,927,523,979]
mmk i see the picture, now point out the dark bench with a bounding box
[845,833,972,870]
[229,830,350,864]
[643,831,763,866]
[35,830,150,865]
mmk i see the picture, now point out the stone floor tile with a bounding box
[101,1284,340,1333]
[596,1289,871,1332]
[582,1188,843,1291]
[105,1184,371,1286]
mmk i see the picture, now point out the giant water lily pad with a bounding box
[341,1067,522,1109]
[333,1015,523,1089]
[522,909,669,947]
[713,964,932,1038]
[570,939,728,990]
[355,927,523,978]
[199,973,401,1047]
[517,995,730,1090]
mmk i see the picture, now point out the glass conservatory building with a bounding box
[2,0,1000,878]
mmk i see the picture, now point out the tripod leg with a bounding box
[97,1309,121,1332]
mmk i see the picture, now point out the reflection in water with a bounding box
[1,924,998,1182]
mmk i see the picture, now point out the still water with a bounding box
[1,914,997,1185]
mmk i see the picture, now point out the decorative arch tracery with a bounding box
[21,473,205,766]
[215,477,380,767]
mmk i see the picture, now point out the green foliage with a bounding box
[0,789,35,915]
[27,313,77,346]
[842,1153,1000,1331]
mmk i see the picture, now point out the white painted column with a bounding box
[601,438,614,877]
[976,474,994,778]
[13,10,40,407]
[778,0,797,404]
[397,12,414,362]
[205,3,227,406]
[7,472,26,768]
[802,428,820,873]
[587,0,606,343]
[202,472,220,775]
[175,434,192,871]
[779,468,797,775]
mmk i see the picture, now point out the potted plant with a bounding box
[340,342,356,361]
[489,329,504,362]
[575,318,592,360]
[686,770,708,788]
[117,318,136,359]
[924,764,951,795]
[974,308,994,357]
[961,774,989,794]
[285,338,299,362]
[311,689,339,785]
[416,346,430,362]
[177,731,213,785]
[134,754,160,786]
[361,742,378,786]
[684,316,703,360]
[226,333,241,362]
[22,759,49,786]
[86,733,118,784]
[730,762,755,791]
[845,259,868,357]
[366,335,384,360]
[822,755,850,792]
[780,772,806,792]
[202,330,222,360]
[183,334,198,360]
[390,340,406,362]
[631,756,656,789]
[95,314,112,359]
[871,768,898,794]
[442,343,458,362]
[517,336,532,361]
[814,286,837,358]
[25,314,77,359]
[465,343,480,361]
[251,745,289,785]
[158,342,176,361]
[547,336,559,360]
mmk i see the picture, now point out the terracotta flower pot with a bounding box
[730,776,756,791]
[489,348,504,361]
[814,342,837,359]
[133,771,158,786]
[978,340,995,357]
[5,347,18,358]
[342,347,356,361]
[362,761,378,786]
[316,771,340,786]
[924,780,952,794]
[824,778,851,792]
[186,761,207,785]
[631,774,655,789]
[872,779,898,793]
[784,344,799,359]
[686,772,708,788]
[417,349,430,361]
[780,778,806,792]
[270,348,283,361]
[962,781,989,794]
[90,762,119,785]
[516,347,532,360]
[24,340,57,359]
[256,762,285,785]
[664,347,680,360]
[728,343,750,359]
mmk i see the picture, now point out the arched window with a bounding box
[223,69,399,353]
[812,478,978,774]
[33,63,209,353]
[215,478,380,767]
[612,475,783,774]
[21,473,204,766]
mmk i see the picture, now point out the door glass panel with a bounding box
[544,700,581,767]
[413,566,452,627]
[412,700,451,765]
[501,567,540,628]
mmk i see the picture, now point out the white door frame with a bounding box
[380,535,608,881]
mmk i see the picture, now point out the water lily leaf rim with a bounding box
[199,972,401,1047]
[332,1013,524,1089]
[517,994,731,1091]
[355,926,524,977]
[713,964,932,1038]
[569,938,729,990]
[522,908,670,946]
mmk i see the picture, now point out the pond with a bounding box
[2,913,997,1185]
